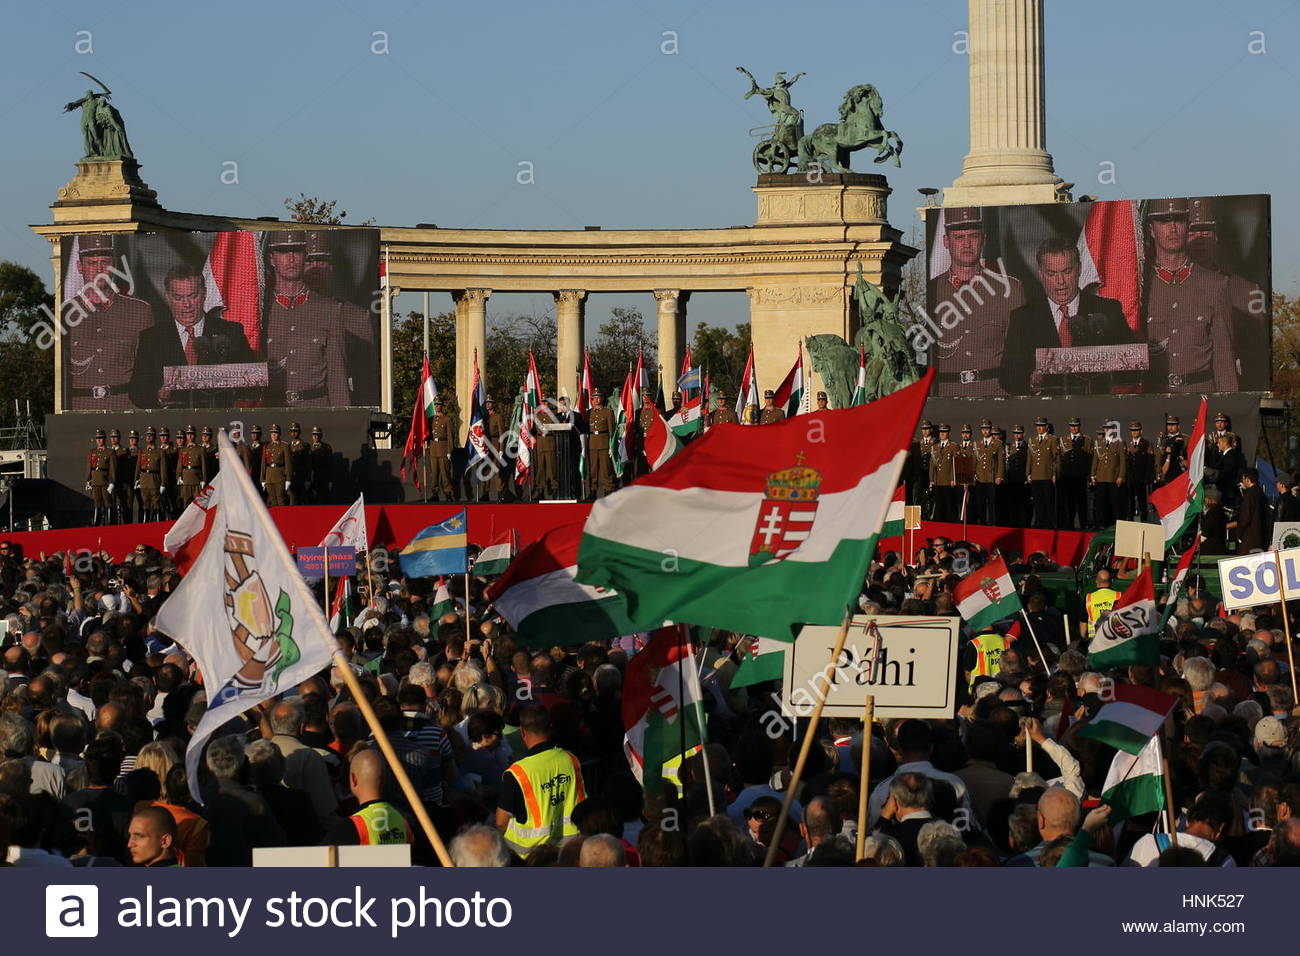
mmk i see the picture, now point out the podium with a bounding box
[542,421,579,501]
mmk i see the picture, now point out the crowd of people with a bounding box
[1,527,1298,868]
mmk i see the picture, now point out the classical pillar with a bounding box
[553,289,586,401]
[653,289,689,398]
[453,288,491,441]
[944,0,1066,206]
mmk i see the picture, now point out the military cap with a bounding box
[1214,411,1228,422]
[78,234,115,256]
[1067,416,1081,426]
[433,395,444,405]
[144,426,156,437]
[712,388,725,397]
[1146,197,1189,220]
[1034,416,1049,426]
[266,230,306,250]
[484,395,495,404]
[920,420,933,429]
[763,389,775,399]
[184,425,196,435]
[1128,420,1143,430]
[960,424,972,433]
[942,206,982,230]
[159,426,171,436]
[288,422,300,432]
[93,428,106,439]
[109,428,121,438]
[311,425,321,435]
[305,231,331,261]
[979,419,993,428]
[127,429,139,439]
[816,391,827,400]
[201,425,213,436]
[1013,425,1025,434]
[592,388,603,397]
[250,424,262,435]
[269,423,281,433]
[1095,425,1106,434]
[937,423,951,432]
[1188,197,1216,231]
[1166,414,1180,425]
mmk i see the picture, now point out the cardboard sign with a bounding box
[782,615,960,720]
[296,546,357,578]
[1115,520,1166,561]
[904,505,922,531]
[1217,548,1300,611]
[1272,522,1300,551]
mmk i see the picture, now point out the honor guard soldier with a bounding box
[484,396,509,502]
[262,231,350,406]
[425,397,456,502]
[1027,417,1060,529]
[308,426,332,504]
[1126,421,1156,522]
[1003,425,1029,526]
[107,428,131,523]
[121,429,142,522]
[85,429,116,526]
[533,400,559,500]
[710,387,739,425]
[928,424,958,522]
[586,389,616,498]
[636,391,658,477]
[262,424,292,506]
[137,427,165,522]
[1160,414,1187,485]
[242,425,264,487]
[972,419,1004,526]
[759,389,785,424]
[66,234,155,411]
[815,390,829,410]
[286,423,309,504]
[906,421,935,514]
[199,425,219,480]
[1205,412,1230,472]
[1090,425,1127,528]
[1058,417,1092,530]
[177,426,207,506]
[157,426,179,518]
[955,425,976,515]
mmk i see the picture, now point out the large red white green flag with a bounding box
[1087,566,1160,668]
[1076,684,1177,755]
[1149,397,1207,549]
[623,624,705,795]
[954,556,1021,631]
[576,371,933,637]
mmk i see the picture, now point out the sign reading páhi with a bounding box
[782,615,960,720]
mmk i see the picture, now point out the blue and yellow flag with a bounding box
[399,511,469,578]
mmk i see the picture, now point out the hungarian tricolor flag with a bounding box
[736,344,758,423]
[430,577,456,618]
[576,372,933,637]
[623,624,705,795]
[578,349,594,414]
[731,635,786,688]
[401,354,434,488]
[851,345,868,406]
[473,529,517,577]
[1088,566,1159,668]
[1149,397,1207,550]
[1076,684,1176,755]
[1102,736,1165,822]
[772,347,806,419]
[667,391,703,439]
[486,521,638,647]
[1159,541,1198,631]
[514,351,543,484]
[644,410,683,471]
[954,556,1021,631]
[881,484,906,538]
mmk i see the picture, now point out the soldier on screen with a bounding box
[85,428,115,526]
[262,231,350,407]
[262,423,292,507]
[1090,424,1126,529]
[303,230,377,402]
[1027,417,1059,529]
[309,426,332,504]
[66,234,153,412]
[1057,417,1092,530]
[1125,421,1156,522]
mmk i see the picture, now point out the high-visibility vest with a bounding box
[1086,588,1120,637]
[503,746,586,856]
[350,801,412,846]
[968,632,1007,683]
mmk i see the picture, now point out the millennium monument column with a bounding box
[653,290,689,397]
[943,0,1068,206]
[553,290,586,400]
[454,288,491,440]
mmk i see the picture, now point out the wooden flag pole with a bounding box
[1158,732,1179,847]
[1271,550,1300,708]
[1019,609,1049,675]
[464,572,473,646]
[323,546,330,620]
[331,649,455,867]
[1025,722,1034,773]
[855,694,874,861]
[764,606,854,868]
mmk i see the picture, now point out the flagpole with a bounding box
[1025,722,1033,773]
[855,618,882,861]
[680,624,717,817]
[323,546,330,621]
[1019,609,1049,675]
[1157,732,1179,847]
[1271,549,1300,708]
[764,604,854,868]
[465,572,472,646]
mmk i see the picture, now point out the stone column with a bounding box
[653,289,689,398]
[553,290,587,401]
[453,288,491,441]
[945,0,1065,206]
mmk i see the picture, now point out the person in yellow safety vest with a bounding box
[964,629,1007,688]
[494,704,586,858]
[322,748,413,847]
[1085,569,1121,639]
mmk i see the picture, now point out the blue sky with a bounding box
[1,0,1295,331]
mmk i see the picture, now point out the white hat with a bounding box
[1255,715,1287,748]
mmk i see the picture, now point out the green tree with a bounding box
[0,262,55,429]
[690,321,751,401]
[1270,291,1300,468]
[283,193,376,226]
[587,307,657,396]
[390,308,456,445]
[486,310,557,406]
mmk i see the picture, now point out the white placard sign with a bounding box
[782,615,961,720]
[1217,548,1300,611]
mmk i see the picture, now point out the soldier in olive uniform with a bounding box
[928,424,958,522]
[309,426,332,504]
[927,207,1026,397]
[1090,425,1127,528]
[177,426,207,506]
[262,231,350,406]
[157,426,179,518]
[241,425,264,489]
[1125,421,1156,522]
[1205,412,1230,473]
[759,389,786,425]
[1027,417,1060,529]
[1003,425,1029,527]
[587,390,616,498]
[85,428,116,526]
[906,421,935,514]
[262,424,292,507]
[972,419,1003,526]
[66,234,154,411]
[1057,416,1092,530]
[137,427,165,522]
[425,397,456,502]
[121,429,142,523]
[484,396,510,502]
[1160,414,1187,486]
[635,391,660,478]
[286,423,309,504]
[199,425,218,481]
[534,400,559,500]
[710,388,739,426]
[107,428,130,523]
